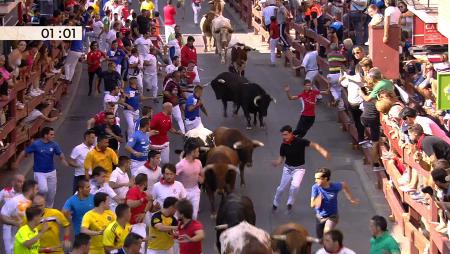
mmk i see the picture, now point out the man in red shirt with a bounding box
[283,80,328,138]
[181,36,197,67]
[87,41,107,95]
[126,173,155,241]
[268,16,280,66]
[150,102,183,165]
[176,199,204,254]
[163,0,177,43]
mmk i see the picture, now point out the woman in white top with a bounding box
[383,0,401,44]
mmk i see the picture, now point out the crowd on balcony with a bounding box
[256,0,450,251]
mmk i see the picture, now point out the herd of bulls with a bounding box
[176,126,319,254]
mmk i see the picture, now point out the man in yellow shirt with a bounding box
[81,192,116,254]
[103,204,132,252]
[14,207,48,254]
[84,135,119,180]
[148,197,178,254]
[140,0,155,16]
[26,194,71,254]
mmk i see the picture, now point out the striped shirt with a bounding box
[327,51,346,74]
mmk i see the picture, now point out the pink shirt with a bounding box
[176,159,202,189]
[415,116,450,144]
[163,5,176,25]
[0,67,11,81]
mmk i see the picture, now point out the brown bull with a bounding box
[228,43,255,76]
[203,145,239,215]
[213,127,264,187]
[200,11,217,52]
[271,223,319,254]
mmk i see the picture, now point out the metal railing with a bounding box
[404,0,438,12]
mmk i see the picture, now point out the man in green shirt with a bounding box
[14,207,49,254]
[360,67,394,101]
[369,215,401,254]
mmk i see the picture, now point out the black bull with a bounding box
[210,72,276,129]
[215,193,256,253]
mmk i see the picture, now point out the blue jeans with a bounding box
[349,12,369,45]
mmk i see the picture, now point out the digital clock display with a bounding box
[0,26,82,40]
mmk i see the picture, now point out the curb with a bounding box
[352,159,391,217]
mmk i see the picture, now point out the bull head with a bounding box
[233,140,264,149]
[203,164,239,174]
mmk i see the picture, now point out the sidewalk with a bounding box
[0,62,84,187]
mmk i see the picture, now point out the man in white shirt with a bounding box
[261,1,276,31]
[165,55,180,75]
[90,166,122,212]
[0,174,24,206]
[128,48,143,93]
[103,85,121,115]
[316,229,356,254]
[151,163,186,208]
[109,156,131,200]
[86,14,105,49]
[134,32,152,59]
[69,130,96,194]
[134,150,162,195]
[106,22,121,50]
[143,48,158,98]
[1,180,38,254]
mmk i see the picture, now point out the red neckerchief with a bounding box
[417,134,425,151]
[283,136,295,145]
[144,161,158,171]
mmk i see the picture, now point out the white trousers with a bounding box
[132,222,148,253]
[192,3,201,24]
[150,142,170,166]
[34,170,57,208]
[123,109,140,137]
[64,50,83,81]
[115,64,122,75]
[129,74,143,93]
[193,66,200,84]
[147,248,174,254]
[273,167,306,207]
[186,186,201,219]
[131,160,146,177]
[305,70,319,83]
[3,225,17,254]
[165,25,175,44]
[172,105,185,134]
[143,73,158,97]
[327,73,341,101]
[185,116,203,132]
[269,38,279,64]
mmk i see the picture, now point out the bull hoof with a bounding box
[210,213,217,219]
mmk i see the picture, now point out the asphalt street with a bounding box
[48,1,377,253]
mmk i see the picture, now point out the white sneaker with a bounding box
[36,88,45,94]
[365,41,369,46]
[29,89,40,97]
[51,68,61,74]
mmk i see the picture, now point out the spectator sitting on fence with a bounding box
[427,159,450,234]
[22,102,58,125]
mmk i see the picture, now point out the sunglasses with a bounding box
[353,51,362,55]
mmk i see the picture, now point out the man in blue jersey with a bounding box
[122,77,154,137]
[133,106,153,132]
[184,85,208,132]
[126,118,151,177]
[62,179,94,236]
[13,127,69,208]
[107,40,127,75]
[311,168,359,239]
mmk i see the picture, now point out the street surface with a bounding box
[48,1,377,252]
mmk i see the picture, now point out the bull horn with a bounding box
[271,235,287,241]
[306,236,321,243]
[252,140,264,147]
[233,141,243,149]
[253,96,261,106]
[271,96,277,104]
[217,79,226,84]
[215,224,229,230]
[202,164,215,173]
[227,164,239,173]
[199,146,210,152]
[203,82,210,87]
[227,27,234,33]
